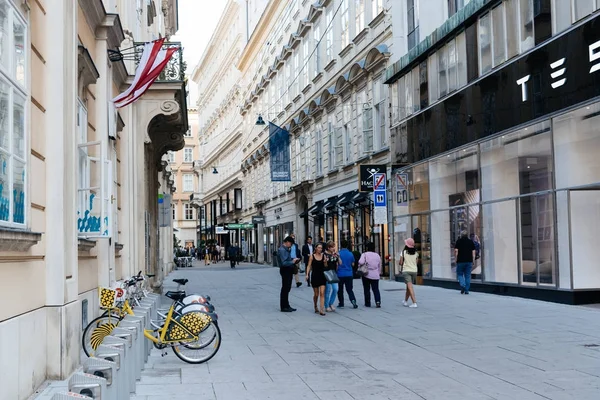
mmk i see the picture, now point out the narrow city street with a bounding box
[132,261,600,400]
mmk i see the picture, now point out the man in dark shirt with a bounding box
[454,231,476,294]
[228,243,239,269]
[278,236,300,312]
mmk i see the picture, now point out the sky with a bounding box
[170,0,229,83]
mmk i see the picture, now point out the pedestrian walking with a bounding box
[455,231,476,294]
[358,242,381,308]
[337,240,358,308]
[277,236,300,312]
[324,241,340,312]
[290,233,302,287]
[220,245,225,263]
[212,245,219,263]
[205,246,210,265]
[399,238,419,308]
[301,236,314,286]
[305,243,326,315]
[228,243,239,269]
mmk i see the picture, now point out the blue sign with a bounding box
[374,190,386,207]
[269,122,291,181]
[373,173,386,190]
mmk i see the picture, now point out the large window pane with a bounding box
[0,150,8,221]
[412,67,420,113]
[431,210,453,279]
[480,120,553,201]
[553,102,600,189]
[13,158,23,223]
[570,190,600,289]
[0,1,9,72]
[438,45,447,97]
[520,193,556,286]
[555,190,571,289]
[409,163,430,214]
[13,16,25,86]
[428,53,439,103]
[13,92,25,158]
[429,146,479,211]
[552,0,571,34]
[405,70,413,116]
[0,79,8,151]
[520,0,534,52]
[446,39,457,93]
[456,32,467,88]
[479,14,492,74]
[573,0,596,22]
[492,6,506,67]
[505,0,519,59]
[483,200,519,283]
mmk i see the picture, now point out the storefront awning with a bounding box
[324,196,340,211]
[310,200,326,215]
[338,190,359,207]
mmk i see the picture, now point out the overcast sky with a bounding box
[171,0,228,76]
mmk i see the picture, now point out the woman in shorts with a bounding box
[399,238,419,308]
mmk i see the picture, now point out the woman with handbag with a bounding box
[399,238,419,308]
[306,243,327,315]
[358,242,382,308]
[324,241,341,312]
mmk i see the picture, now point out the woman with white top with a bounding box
[399,238,419,308]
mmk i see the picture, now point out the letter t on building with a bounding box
[517,75,531,102]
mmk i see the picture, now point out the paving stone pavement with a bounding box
[132,261,600,400]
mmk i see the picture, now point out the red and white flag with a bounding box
[112,38,178,108]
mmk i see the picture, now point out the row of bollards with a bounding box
[50,293,161,399]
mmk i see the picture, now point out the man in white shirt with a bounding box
[301,236,314,282]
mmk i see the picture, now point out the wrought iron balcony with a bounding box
[132,41,186,82]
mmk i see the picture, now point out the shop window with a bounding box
[553,102,600,189]
[480,121,553,201]
[483,200,519,283]
[569,190,600,289]
[429,146,479,211]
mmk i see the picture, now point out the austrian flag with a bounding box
[112,38,178,108]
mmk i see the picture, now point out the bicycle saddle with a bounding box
[173,278,188,285]
[165,290,187,301]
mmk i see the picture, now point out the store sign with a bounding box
[226,223,254,229]
[252,215,265,224]
[359,164,386,192]
[405,16,600,163]
[215,226,229,235]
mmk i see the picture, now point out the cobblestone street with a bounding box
[132,261,600,400]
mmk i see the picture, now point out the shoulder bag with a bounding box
[324,269,340,283]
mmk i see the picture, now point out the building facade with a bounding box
[0,1,187,398]
[170,105,200,249]
[236,0,393,266]
[386,0,600,303]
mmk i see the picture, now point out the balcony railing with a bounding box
[133,41,186,82]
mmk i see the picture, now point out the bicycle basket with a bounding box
[99,287,118,309]
[166,311,212,341]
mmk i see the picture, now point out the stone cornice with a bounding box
[237,0,285,72]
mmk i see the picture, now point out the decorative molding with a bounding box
[339,43,354,59]
[31,203,45,211]
[0,228,42,252]
[324,59,337,72]
[31,44,45,64]
[31,96,45,113]
[78,255,98,260]
[0,255,44,263]
[353,28,370,46]
[31,149,45,161]
[78,238,97,252]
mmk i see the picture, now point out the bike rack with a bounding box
[100,337,131,397]
[107,330,135,394]
[67,372,107,399]
[120,316,145,377]
[95,343,126,399]
[51,393,93,399]
[83,357,117,399]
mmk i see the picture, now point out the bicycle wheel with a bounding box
[82,315,121,357]
[172,321,221,364]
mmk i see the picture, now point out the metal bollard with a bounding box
[83,357,117,399]
[120,315,145,377]
[133,305,152,358]
[68,372,107,399]
[109,329,135,393]
[51,393,93,399]
[98,338,129,399]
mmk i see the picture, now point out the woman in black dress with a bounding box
[306,243,326,315]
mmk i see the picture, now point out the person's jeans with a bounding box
[362,277,381,306]
[325,282,338,308]
[337,276,356,306]
[279,267,293,309]
[456,262,472,292]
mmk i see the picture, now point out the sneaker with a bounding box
[409,303,418,308]
[296,282,302,288]
[376,302,381,308]
[402,301,409,307]
[465,291,469,295]
[338,304,344,308]
[352,301,358,309]
[460,287,465,294]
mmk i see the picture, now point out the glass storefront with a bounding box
[393,100,600,290]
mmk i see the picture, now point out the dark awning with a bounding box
[338,190,359,207]
[310,200,326,215]
[353,191,370,205]
[324,196,340,211]
[300,203,319,218]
